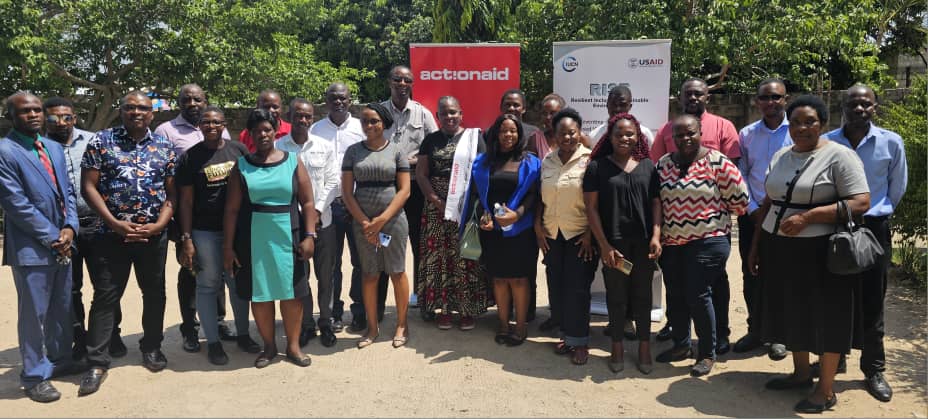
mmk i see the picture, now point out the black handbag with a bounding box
[826,200,884,275]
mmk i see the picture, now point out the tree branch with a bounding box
[706,63,731,91]
[50,62,105,90]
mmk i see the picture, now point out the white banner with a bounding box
[552,40,672,137]
[553,40,671,318]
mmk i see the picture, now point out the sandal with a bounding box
[504,330,527,347]
[285,351,312,367]
[570,346,589,365]
[357,334,378,349]
[494,326,511,345]
[554,341,574,355]
[254,350,277,369]
[392,329,409,348]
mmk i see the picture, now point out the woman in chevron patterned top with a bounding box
[655,114,749,377]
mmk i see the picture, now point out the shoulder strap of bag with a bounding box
[772,156,815,233]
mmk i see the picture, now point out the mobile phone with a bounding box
[379,232,392,248]
[617,258,634,275]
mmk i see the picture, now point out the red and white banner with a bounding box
[409,43,521,130]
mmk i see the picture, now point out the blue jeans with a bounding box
[661,236,730,360]
[192,230,250,344]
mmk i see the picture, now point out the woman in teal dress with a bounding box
[223,109,317,368]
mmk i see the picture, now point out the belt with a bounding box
[356,181,395,188]
[252,204,290,213]
[771,200,833,210]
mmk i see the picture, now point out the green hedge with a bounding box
[877,75,927,284]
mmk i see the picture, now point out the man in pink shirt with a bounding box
[651,78,740,354]
[649,78,741,165]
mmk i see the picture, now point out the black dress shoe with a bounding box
[207,342,229,366]
[794,394,837,413]
[810,357,848,378]
[716,337,731,355]
[733,333,763,353]
[865,372,893,402]
[656,345,693,363]
[765,374,814,390]
[141,349,168,372]
[78,368,107,396]
[236,335,262,353]
[348,317,367,332]
[25,380,60,403]
[218,323,237,341]
[109,334,128,358]
[320,327,337,347]
[182,332,201,353]
[768,343,788,360]
[656,324,672,342]
[298,327,317,347]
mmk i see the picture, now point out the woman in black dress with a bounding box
[466,114,542,346]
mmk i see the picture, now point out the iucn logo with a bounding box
[562,56,579,72]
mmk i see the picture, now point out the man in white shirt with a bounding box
[308,83,371,332]
[276,98,339,347]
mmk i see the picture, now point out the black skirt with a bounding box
[757,231,863,354]
[479,227,537,278]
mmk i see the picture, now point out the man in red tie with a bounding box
[0,92,80,402]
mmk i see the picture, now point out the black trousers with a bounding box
[406,178,424,296]
[85,233,168,368]
[176,246,226,337]
[737,215,760,336]
[860,215,891,375]
[72,233,123,349]
[713,234,731,339]
[604,238,654,341]
[544,233,596,342]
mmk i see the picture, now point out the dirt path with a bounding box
[0,238,924,417]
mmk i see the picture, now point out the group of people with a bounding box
[1,64,907,414]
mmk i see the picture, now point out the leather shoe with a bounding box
[182,332,200,353]
[320,327,337,347]
[690,358,714,377]
[656,324,672,342]
[207,342,229,366]
[24,380,60,403]
[141,349,168,372]
[768,343,787,360]
[733,333,763,353]
[218,322,237,341]
[865,372,893,402]
[656,345,692,363]
[298,327,317,347]
[794,394,837,413]
[108,333,128,358]
[765,374,813,390]
[715,337,731,356]
[78,368,107,397]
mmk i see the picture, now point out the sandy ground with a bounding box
[0,232,924,418]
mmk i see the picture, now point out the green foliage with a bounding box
[893,242,927,287]
[1,0,370,130]
[432,0,513,43]
[877,74,927,243]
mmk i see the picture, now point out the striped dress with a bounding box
[657,149,749,246]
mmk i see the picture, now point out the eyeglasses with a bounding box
[757,94,785,102]
[391,76,414,84]
[122,104,153,112]
[46,115,75,123]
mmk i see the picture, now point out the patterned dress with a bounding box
[416,132,488,316]
[232,152,308,302]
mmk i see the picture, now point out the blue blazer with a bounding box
[0,133,78,266]
[462,152,541,237]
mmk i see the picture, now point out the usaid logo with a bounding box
[562,56,579,72]
[627,57,665,68]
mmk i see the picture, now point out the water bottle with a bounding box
[494,203,513,232]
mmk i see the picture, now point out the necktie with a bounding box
[34,139,58,185]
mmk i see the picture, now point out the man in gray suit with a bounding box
[0,92,79,402]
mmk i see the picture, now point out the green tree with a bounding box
[432,0,514,43]
[2,0,370,130]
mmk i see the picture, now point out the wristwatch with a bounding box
[303,231,317,240]
[179,233,192,242]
